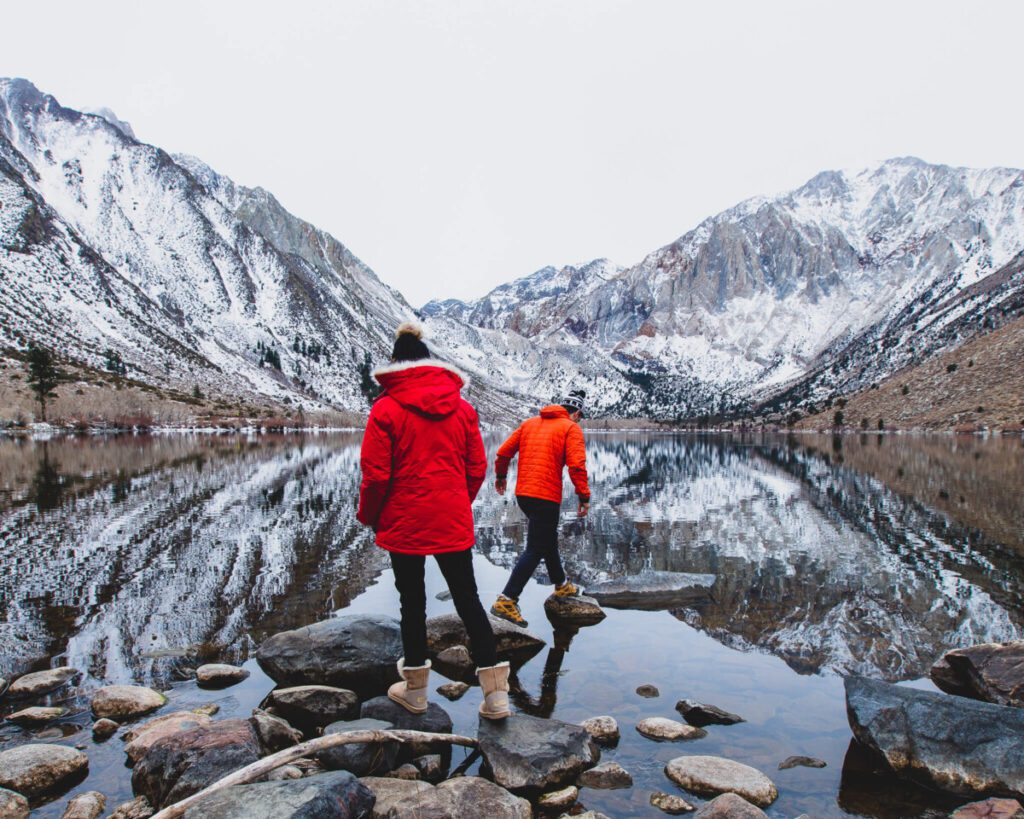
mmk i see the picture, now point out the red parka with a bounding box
[357,359,487,555]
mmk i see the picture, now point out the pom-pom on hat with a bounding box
[395,321,423,340]
[391,321,430,362]
[560,388,586,416]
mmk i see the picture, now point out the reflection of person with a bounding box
[357,323,510,719]
[490,389,590,627]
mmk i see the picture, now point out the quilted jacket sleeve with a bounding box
[464,403,487,501]
[494,424,523,479]
[357,400,393,528]
[565,423,590,502]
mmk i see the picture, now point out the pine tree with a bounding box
[26,345,63,422]
[358,352,379,403]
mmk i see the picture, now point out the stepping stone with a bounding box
[675,699,745,726]
[665,755,778,807]
[0,744,89,798]
[637,717,706,741]
[587,571,716,610]
[426,613,545,662]
[261,685,359,731]
[195,663,249,688]
[580,715,619,745]
[8,667,79,698]
[577,761,632,789]
[5,706,66,726]
[319,717,400,777]
[180,770,374,818]
[478,712,601,795]
[360,695,453,759]
[91,685,166,720]
[543,593,606,626]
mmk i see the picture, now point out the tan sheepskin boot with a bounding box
[477,661,511,719]
[388,658,431,714]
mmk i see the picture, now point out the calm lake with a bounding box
[1,431,1023,817]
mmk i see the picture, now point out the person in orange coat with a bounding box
[490,389,590,627]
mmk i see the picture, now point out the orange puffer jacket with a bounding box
[495,405,590,504]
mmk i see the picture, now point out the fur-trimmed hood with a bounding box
[373,358,469,419]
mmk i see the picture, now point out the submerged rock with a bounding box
[930,642,1024,707]
[181,770,374,819]
[675,699,745,726]
[636,717,706,741]
[543,593,606,626]
[358,776,433,819]
[426,613,545,663]
[319,717,400,777]
[650,790,695,814]
[5,705,66,726]
[91,685,166,720]
[61,790,106,819]
[256,614,403,699]
[261,685,360,732]
[665,755,778,807]
[195,663,249,688]
[778,755,826,770]
[8,667,79,698]
[692,792,769,817]
[360,696,453,759]
[0,787,29,819]
[123,711,214,763]
[579,715,619,745]
[845,675,1024,798]
[478,711,600,795]
[587,571,716,610]
[577,761,633,789]
[0,744,89,798]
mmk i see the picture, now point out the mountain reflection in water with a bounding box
[0,431,1021,689]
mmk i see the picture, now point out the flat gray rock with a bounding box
[665,755,778,807]
[195,663,249,688]
[543,593,606,626]
[0,787,29,819]
[478,711,600,796]
[359,776,433,819]
[360,696,452,760]
[636,717,706,741]
[256,614,403,699]
[587,571,716,610]
[262,685,360,732]
[381,776,531,819]
[426,613,545,662]
[846,675,1024,798]
[319,717,400,777]
[930,642,1024,707]
[577,761,633,789]
[182,770,374,818]
[91,685,167,720]
[8,667,79,698]
[692,792,769,817]
[0,744,89,798]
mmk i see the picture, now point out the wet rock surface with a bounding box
[0,743,89,798]
[636,717,707,741]
[579,715,619,745]
[180,770,374,819]
[692,792,769,817]
[426,613,545,663]
[577,760,633,789]
[5,705,66,726]
[91,685,167,720]
[930,642,1024,707]
[0,787,29,819]
[675,699,745,726]
[665,755,778,807]
[778,755,826,770]
[650,790,695,814]
[131,717,266,808]
[8,667,79,698]
[587,571,716,610]
[543,593,606,625]
[61,790,106,819]
[256,614,404,699]
[123,711,215,763]
[360,696,453,759]
[845,675,1024,798]
[319,717,400,777]
[478,711,600,795]
[261,685,360,731]
[195,663,249,688]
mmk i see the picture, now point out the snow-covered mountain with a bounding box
[430,158,1024,418]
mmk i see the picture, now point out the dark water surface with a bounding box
[1,431,1022,817]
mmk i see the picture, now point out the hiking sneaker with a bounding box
[491,596,529,628]
[553,580,582,598]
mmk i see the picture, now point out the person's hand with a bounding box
[495,477,507,496]
[578,500,590,517]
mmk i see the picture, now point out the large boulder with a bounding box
[477,712,600,796]
[181,770,374,818]
[378,776,531,819]
[359,697,452,760]
[845,675,1024,798]
[123,711,215,763]
[358,777,433,818]
[0,787,29,819]
[256,615,403,699]
[426,613,545,664]
[0,744,89,798]
[8,667,79,698]
[543,594,606,626]
[91,685,167,720]
[132,716,294,808]
[261,685,360,733]
[930,642,1024,707]
[664,755,778,808]
[692,792,769,818]
[586,570,716,610]
[319,718,400,777]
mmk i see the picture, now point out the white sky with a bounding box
[3,1,1021,306]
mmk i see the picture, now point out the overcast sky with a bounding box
[3,1,1021,306]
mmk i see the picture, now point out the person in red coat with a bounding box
[357,323,510,719]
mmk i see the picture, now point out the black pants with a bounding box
[502,496,565,600]
[391,548,498,668]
